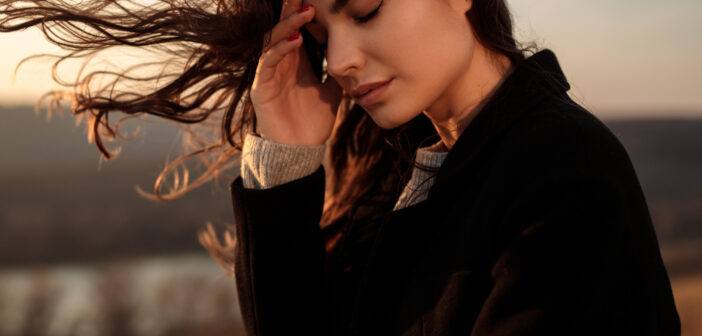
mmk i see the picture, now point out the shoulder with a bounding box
[476,96,646,222]
[498,96,635,178]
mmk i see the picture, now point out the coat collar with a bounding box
[429,49,570,200]
[349,49,571,335]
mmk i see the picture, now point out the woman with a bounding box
[1,0,681,334]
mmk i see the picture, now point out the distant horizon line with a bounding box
[1,103,700,121]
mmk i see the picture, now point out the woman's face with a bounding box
[303,0,477,129]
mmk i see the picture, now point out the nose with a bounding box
[324,30,366,80]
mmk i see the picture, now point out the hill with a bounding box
[1,106,700,274]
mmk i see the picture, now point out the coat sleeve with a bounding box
[230,166,327,336]
[469,168,681,335]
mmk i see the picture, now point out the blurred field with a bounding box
[0,106,235,266]
[0,106,700,335]
[0,255,246,336]
[671,271,702,336]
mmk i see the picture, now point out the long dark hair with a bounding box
[0,0,531,270]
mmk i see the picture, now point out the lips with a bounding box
[351,78,393,107]
[351,79,392,99]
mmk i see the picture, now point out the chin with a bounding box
[366,104,423,130]
[365,109,407,130]
[372,118,403,130]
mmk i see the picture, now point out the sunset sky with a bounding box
[1,0,700,118]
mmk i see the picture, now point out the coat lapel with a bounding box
[349,198,445,335]
[430,49,570,201]
[349,50,571,336]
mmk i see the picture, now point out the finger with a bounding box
[280,0,304,20]
[266,4,314,51]
[257,32,304,83]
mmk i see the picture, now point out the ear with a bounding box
[448,0,472,14]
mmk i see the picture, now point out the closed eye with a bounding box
[307,0,383,49]
[354,0,383,24]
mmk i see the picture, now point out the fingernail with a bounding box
[287,32,301,41]
[298,4,312,13]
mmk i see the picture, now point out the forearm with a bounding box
[241,132,326,189]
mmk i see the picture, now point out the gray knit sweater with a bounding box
[240,132,448,211]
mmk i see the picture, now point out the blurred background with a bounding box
[1,0,701,335]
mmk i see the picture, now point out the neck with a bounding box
[423,43,513,150]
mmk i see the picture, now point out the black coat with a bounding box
[228,50,681,335]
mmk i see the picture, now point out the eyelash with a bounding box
[354,0,383,24]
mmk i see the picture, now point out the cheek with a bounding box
[385,5,468,70]
[362,3,475,128]
[377,5,475,103]
[376,4,434,70]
